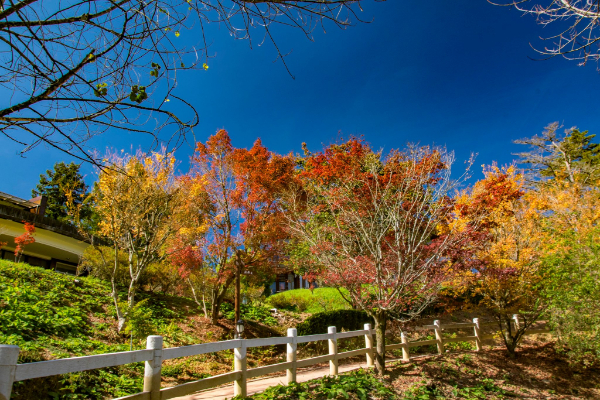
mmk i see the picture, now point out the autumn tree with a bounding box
[70,150,204,331]
[449,165,549,356]
[284,139,474,373]
[32,162,91,224]
[0,0,381,164]
[180,130,294,324]
[532,179,600,363]
[512,126,600,360]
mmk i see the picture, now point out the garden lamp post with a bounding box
[236,319,245,339]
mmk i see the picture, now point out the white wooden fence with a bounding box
[0,315,550,400]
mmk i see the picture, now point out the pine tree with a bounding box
[32,162,90,224]
[515,123,600,185]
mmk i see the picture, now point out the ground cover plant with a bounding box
[267,288,352,313]
[0,260,291,399]
[236,369,395,400]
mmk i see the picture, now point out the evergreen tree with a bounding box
[515,123,600,185]
[32,162,90,224]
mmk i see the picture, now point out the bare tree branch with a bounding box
[0,0,376,164]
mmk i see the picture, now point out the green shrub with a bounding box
[237,368,395,400]
[220,302,278,326]
[296,310,373,336]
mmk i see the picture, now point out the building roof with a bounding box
[0,191,39,210]
[0,191,86,242]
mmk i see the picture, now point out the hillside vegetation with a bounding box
[0,260,288,399]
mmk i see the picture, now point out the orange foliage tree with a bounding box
[175,130,295,324]
[284,139,475,373]
[14,222,35,262]
[449,165,547,356]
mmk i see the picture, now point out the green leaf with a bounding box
[129,85,148,104]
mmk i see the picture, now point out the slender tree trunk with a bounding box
[211,288,228,325]
[111,278,127,332]
[374,310,387,374]
[500,314,519,358]
[188,278,210,319]
[234,258,241,325]
[202,294,209,319]
[111,244,127,332]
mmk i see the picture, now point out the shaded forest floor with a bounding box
[386,340,600,399]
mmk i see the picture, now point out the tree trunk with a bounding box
[111,278,127,332]
[374,310,387,374]
[234,259,241,324]
[188,278,209,319]
[211,288,228,325]
[202,294,209,319]
[210,298,220,325]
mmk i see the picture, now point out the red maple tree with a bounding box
[14,221,35,261]
[174,130,295,323]
[284,139,475,373]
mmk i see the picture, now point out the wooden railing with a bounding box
[0,315,551,400]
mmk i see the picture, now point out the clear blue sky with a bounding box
[2,0,600,199]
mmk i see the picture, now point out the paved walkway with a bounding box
[172,361,373,400]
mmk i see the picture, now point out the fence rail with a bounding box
[0,315,550,400]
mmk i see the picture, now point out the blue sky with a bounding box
[2,0,600,199]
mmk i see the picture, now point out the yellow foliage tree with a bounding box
[71,150,207,331]
[449,165,547,356]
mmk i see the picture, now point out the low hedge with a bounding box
[296,309,374,336]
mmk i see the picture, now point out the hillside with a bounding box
[0,260,289,399]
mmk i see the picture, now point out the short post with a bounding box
[0,345,20,400]
[512,314,521,331]
[328,326,338,376]
[473,318,482,351]
[143,336,163,400]
[286,328,297,384]
[233,341,247,397]
[364,323,374,368]
[401,331,410,361]
[433,320,444,355]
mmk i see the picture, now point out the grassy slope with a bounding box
[266,288,351,314]
[0,260,286,399]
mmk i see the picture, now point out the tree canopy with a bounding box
[32,161,90,224]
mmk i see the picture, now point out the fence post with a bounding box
[286,328,297,384]
[143,335,163,400]
[0,345,19,400]
[328,326,338,376]
[473,318,482,351]
[512,314,521,331]
[364,323,374,368]
[233,340,247,397]
[434,320,444,355]
[401,332,410,361]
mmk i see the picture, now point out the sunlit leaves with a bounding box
[150,63,161,78]
[93,82,108,97]
[129,85,147,103]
